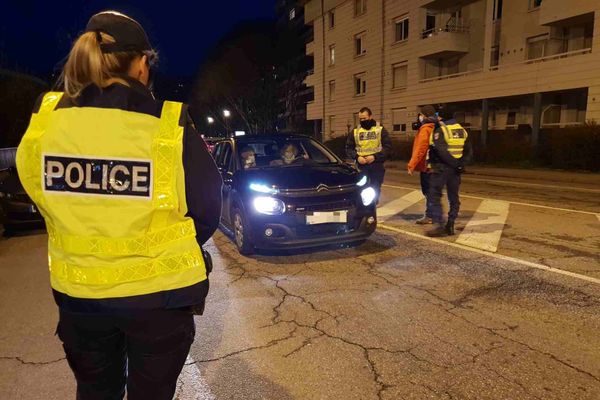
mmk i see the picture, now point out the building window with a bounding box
[354,0,367,17]
[289,8,296,20]
[328,11,335,29]
[527,34,548,59]
[328,80,336,102]
[528,0,542,10]
[493,0,503,20]
[491,46,500,67]
[329,45,336,65]
[354,73,367,96]
[392,62,408,89]
[329,115,336,134]
[392,108,406,133]
[355,32,366,56]
[394,17,409,42]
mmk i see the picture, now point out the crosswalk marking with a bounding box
[378,190,424,221]
[455,199,510,253]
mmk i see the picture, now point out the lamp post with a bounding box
[223,109,231,137]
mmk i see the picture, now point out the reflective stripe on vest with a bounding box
[16,92,206,299]
[354,126,383,156]
[429,122,468,159]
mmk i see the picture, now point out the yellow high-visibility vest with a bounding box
[353,125,383,157]
[429,122,468,159]
[16,91,207,299]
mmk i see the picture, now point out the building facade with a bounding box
[302,0,600,144]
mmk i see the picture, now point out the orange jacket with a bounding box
[407,123,434,172]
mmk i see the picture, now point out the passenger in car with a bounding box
[270,143,302,166]
[241,146,257,169]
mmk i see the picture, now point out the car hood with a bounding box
[241,164,360,190]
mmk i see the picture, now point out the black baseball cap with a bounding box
[85,11,152,53]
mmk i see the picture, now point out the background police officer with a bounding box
[426,106,473,237]
[345,107,392,203]
[16,11,222,400]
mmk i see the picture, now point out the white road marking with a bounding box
[462,176,600,194]
[378,223,600,285]
[378,190,424,221]
[382,184,599,216]
[455,199,510,253]
[175,355,215,400]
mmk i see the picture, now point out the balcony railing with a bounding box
[419,69,482,84]
[489,48,592,71]
[421,23,470,39]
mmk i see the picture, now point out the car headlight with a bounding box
[249,183,279,195]
[253,196,285,215]
[356,175,367,187]
[361,187,376,206]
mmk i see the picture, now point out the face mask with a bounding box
[360,119,375,130]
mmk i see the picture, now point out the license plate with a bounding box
[306,210,347,225]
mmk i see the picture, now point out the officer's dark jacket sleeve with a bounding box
[374,126,392,163]
[432,126,462,168]
[345,131,357,160]
[462,136,474,165]
[182,112,223,246]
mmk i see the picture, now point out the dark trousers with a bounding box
[429,166,461,224]
[419,172,432,218]
[360,163,385,202]
[57,308,195,400]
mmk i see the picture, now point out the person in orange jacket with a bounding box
[407,105,438,224]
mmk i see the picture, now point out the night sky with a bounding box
[1,0,276,78]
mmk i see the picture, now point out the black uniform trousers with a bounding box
[419,172,432,218]
[360,162,385,202]
[429,165,461,224]
[57,307,195,400]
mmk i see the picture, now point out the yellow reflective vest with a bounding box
[429,122,468,159]
[16,92,207,299]
[353,125,383,157]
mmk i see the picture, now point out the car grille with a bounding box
[303,200,353,212]
[295,223,353,238]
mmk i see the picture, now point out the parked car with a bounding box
[0,166,44,235]
[212,134,377,254]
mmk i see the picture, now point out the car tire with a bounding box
[347,239,366,248]
[232,208,254,255]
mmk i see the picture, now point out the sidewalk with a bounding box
[385,160,600,186]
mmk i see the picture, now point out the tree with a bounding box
[189,20,280,136]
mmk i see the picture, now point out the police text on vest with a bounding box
[43,155,152,198]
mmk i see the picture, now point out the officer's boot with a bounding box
[445,219,455,236]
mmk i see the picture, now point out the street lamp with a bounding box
[207,116,214,124]
[223,109,231,136]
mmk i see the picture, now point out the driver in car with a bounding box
[270,143,303,166]
[241,146,256,169]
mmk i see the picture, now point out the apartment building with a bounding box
[302,0,600,144]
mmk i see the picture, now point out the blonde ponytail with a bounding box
[61,31,140,98]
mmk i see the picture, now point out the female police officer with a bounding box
[16,11,222,400]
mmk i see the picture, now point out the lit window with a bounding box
[329,45,336,65]
[289,8,296,20]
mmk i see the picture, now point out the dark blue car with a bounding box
[212,134,377,254]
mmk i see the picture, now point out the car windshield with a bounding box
[238,137,339,169]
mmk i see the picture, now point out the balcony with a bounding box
[418,24,470,58]
[489,48,592,71]
[304,69,316,87]
[540,0,596,26]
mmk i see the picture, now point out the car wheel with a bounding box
[347,239,366,248]
[232,208,254,255]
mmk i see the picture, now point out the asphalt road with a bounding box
[0,167,599,400]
